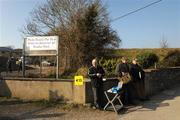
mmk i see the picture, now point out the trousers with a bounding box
[92,86,104,108]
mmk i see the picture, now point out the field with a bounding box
[110,48,180,61]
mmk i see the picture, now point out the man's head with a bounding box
[92,59,98,67]
[132,58,138,65]
[121,57,127,63]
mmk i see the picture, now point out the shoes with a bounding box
[92,104,103,110]
[95,104,100,109]
[92,106,97,109]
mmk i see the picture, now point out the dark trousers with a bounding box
[92,86,104,108]
[133,80,146,99]
[121,81,136,104]
[125,81,147,103]
[18,64,22,72]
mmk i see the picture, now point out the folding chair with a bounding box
[104,82,123,114]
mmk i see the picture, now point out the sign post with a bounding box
[56,40,59,79]
[22,38,26,77]
[23,36,59,79]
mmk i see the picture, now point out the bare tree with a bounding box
[22,0,91,36]
[160,36,168,48]
[21,0,121,71]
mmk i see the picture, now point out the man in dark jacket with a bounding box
[115,57,129,76]
[88,59,105,109]
[115,57,134,104]
[130,58,147,101]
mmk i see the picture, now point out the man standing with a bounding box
[7,57,13,73]
[115,57,130,79]
[130,58,148,101]
[115,57,133,104]
[88,58,105,109]
[18,57,23,73]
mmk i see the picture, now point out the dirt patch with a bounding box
[0,98,118,120]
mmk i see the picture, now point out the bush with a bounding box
[99,58,121,77]
[60,69,75,79]
[160,50,180,67]
[136,52,159,69]
[46,71,56,78]
[75,67,88,78]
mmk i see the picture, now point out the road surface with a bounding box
[0,84,180,120]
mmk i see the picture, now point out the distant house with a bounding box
[0,47,13,56]
[0,47,22,57]
[0,47,13,52]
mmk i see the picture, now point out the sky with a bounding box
[0,0,180,49]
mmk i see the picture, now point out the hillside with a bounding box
[109,48,180,61]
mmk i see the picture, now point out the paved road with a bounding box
[0,84,180,120]
[119,84,180,120]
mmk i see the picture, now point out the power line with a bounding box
[110,0,163,22]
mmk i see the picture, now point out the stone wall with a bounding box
[144,67,180,96]
[0,67,180,104]
[0,78,86,104]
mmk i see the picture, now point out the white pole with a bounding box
[22,38,26,77]
[56,36,59,79]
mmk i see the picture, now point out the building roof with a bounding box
[0,47,13,52]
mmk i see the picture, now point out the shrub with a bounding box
[99,57,121,77]
[75,67,88,78]
[46,72,56,78]
[60,69,75,79]
[136,52,159,69]
[160,50,180,67]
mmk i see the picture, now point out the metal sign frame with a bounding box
[22,36,59,79]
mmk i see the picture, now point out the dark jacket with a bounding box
[88,65,105,88]
[115,63,130,77]
[129,64,145,82]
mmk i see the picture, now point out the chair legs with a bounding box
[104,91,123,114]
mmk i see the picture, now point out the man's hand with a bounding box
[96,73,102,78]
[122,72,125,76]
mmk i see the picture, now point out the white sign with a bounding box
[25,36,58,51]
